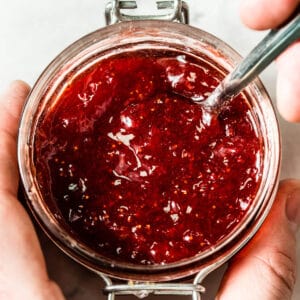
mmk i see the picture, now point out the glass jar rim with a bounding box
[18,20,281,281]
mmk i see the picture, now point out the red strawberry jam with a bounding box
[34,50,262,265]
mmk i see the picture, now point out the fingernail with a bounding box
[286,187,300,231]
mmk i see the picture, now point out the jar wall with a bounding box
[18,20,280,281]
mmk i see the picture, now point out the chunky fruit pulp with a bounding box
[34,50,262,265]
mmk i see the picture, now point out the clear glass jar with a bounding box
[18,3,280,299]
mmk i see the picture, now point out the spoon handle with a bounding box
[206,11,300,109]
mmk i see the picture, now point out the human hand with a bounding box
[217,180,300,300]
[0,81,64,300]
[217,3,300,299]
[240,0,300,122]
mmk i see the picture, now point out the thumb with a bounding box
[217,179,300,300]
[0,81,64,300]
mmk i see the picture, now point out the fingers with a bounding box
[240,1,300,122]
[0,81,65,299]
[216,179,300,300]
[276,42,300,122]
[239,0,299,30]
[0,80,30,195]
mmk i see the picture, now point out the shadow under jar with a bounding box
[18,3,281,299]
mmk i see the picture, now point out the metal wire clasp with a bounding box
[105,0,189,25]
[98,265,217,300]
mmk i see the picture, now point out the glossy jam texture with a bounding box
[34,50,262,265]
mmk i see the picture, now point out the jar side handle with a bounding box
[97,264,220,300]
[105,0,189,25]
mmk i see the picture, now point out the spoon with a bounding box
[202,12,300,113]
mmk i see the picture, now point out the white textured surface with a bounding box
[1,0,300,299]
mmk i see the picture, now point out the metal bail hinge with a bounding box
[103,282,205,300]
[98,269,213,300]
[105,0,189,25]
